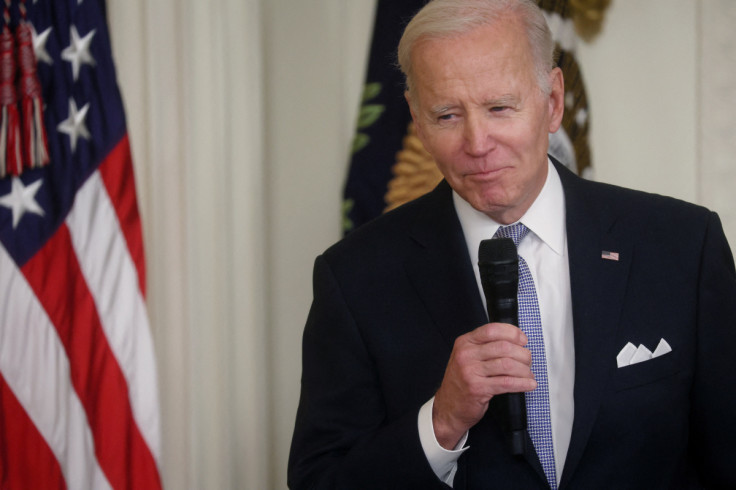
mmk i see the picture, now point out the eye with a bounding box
[490,106,508,113]
[438,113,455,121]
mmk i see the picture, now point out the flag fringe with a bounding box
[16,22,49,170]
[0,28,21,178]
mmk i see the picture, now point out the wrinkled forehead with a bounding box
[409,19,538,99]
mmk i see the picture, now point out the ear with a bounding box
[547,67,565,134]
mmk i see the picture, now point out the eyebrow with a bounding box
[484,94,519,106]
[428,94,520,115]
[429,105,455,115]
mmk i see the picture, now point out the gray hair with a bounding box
[398,0,556,101]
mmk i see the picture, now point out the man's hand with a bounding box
[432,323,536,449]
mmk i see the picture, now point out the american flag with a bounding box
[601,250,620,261]
[0,1,162,488]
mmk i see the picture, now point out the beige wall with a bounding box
[108,1,735,488]
[577,0,698,201]
[577,0,736,246]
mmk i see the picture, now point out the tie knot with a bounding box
[493,222,530,247]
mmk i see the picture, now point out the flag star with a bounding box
[0,178,45,229]
[32,25,54,65]
[61,25,96,81]
[57,99,91,152]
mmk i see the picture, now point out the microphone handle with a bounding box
[490,311,527,456]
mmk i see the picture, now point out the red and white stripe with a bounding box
[0,136,161,489]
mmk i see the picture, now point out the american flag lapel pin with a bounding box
[601,250,620,261]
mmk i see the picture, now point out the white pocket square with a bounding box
[617,338,672,368]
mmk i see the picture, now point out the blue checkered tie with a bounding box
[494,223,557,489]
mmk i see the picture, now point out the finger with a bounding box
[476,340,533,365]
[472,355,535,380]
[466,322,528,346]
[453,337,533,366]
[486,375,538,396]
[458,373,538,398]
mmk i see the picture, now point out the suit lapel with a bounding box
[555,162,633,488]
[404,181,487,347]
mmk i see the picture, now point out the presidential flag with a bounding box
[0,1,161,489]
[342,0,425,234]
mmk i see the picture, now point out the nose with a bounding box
[463,114,494,157]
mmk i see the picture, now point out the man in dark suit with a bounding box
[288,0,736,488]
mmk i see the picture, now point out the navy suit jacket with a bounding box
[288,160,736,489]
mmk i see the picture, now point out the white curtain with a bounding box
[107,0,374,488]
[108,0,269,488]
[106,0,735,488]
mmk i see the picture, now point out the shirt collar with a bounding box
[453,158,567,258]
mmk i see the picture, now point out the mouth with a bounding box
[465,166,510,180]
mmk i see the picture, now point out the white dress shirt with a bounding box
[418,160,575,485]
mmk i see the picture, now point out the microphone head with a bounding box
[478,237,519,327]
[478,238,517,266]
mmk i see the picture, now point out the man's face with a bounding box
[408,16,564,224]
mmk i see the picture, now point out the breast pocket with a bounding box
[613,351,680,392]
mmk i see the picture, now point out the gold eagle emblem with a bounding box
[384,124,443,213]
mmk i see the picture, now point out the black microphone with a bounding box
[478,238,527,456]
